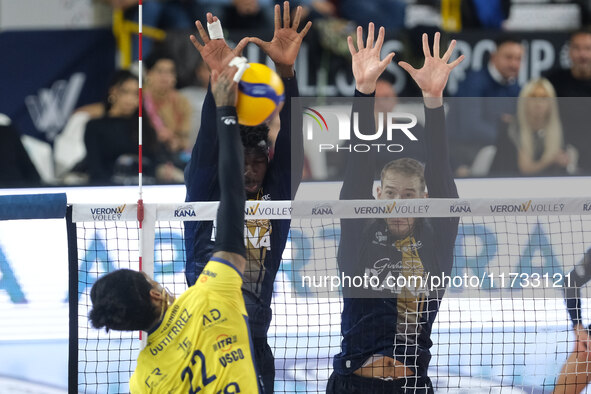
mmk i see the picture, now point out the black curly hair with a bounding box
[240,124,270,159]
[89,269,159,332]
[240,124,270,158]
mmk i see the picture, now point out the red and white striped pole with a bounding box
[137,0,145,342]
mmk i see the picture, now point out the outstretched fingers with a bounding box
[366,23,374,50]
[347,35,357,56]
[189,34,203,51]
[299,21,312,38]
[433,32,441,58]
[448,54,465,69]
[398,61,416,77]
[233,37,250,56]
[356,26,364,52]
[196,20,210,44]
[292,5,302,30]
[379,52,396,69]
[274,4,281,31]
[422,33,431,58]
[442,39,456,63]
[283,1,290,28]
[375,26,385,52]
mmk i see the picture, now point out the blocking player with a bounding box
[184,3,310,392]
[89,63,261,393]
[553,248,591,394]
[328,27,463,393]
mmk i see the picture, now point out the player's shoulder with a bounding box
[192,257,244,291]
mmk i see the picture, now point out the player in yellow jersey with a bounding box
[88,60,261,393]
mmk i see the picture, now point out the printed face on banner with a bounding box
[377,172,426,238]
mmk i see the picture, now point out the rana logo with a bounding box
[311,203,333,215]
[584,201,591,212]
[174,205,196,218]
[450,201,472,213]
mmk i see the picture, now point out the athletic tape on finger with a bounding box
[229,56,250,82]
[207,19,224,40]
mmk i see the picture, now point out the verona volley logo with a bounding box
[302,103,419,153]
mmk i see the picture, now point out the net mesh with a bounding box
[72,200,591,393]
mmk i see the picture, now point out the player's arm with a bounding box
[185,13,248,200]
[249,1,312,198]
[564,249,591,351]
[398,32,464,199]
[340,23,395,200]
[209,62,247,274]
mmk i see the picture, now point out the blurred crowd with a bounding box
[1,0,591,187]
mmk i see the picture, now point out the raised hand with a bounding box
[189,13,249,74]
[347,23,395,94]
[249,1,312,77]
[398,32,464,101]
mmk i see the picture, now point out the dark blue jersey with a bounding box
[334,91,459,378]
[184,76,302,339]
[564,248,591,327]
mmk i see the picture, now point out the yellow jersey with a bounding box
[129,257,260,393]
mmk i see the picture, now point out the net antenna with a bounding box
[137,0,148,346]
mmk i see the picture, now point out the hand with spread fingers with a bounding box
[398,32,465,103]
[347,22,395,95]
[189,13,249,74]
[249,1,312,77]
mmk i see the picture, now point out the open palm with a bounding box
[249,2,312,67]
[399,32,464,98]
[189,13,249,73]
[348,23,395,94]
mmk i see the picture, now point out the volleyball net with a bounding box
[67,197,591,393]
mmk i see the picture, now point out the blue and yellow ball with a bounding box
[237,63,285,126]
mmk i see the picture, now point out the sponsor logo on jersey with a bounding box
[218,348,245,367]
[221,116,236,125]
[213,334,238,352]
[583,201,591,212]
[202,308,227,330]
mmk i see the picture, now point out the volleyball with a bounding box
[236,63,285,126]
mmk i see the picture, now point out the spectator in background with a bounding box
[462,0,511,29]
[546,28,591,173]
[144,49,192,179]
[547,28,591,97]
[100,0,192,57]
[339,0,406,31]
[449,35,523,176]
[195,0,274,29]
[490,78,574,177]
[83,70,161,184]
[180,57,210,150]
[0,117,41,187]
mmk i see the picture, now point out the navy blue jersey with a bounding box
[334,91,459,378]
[564,248,591,327]
[184,76,302,339]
